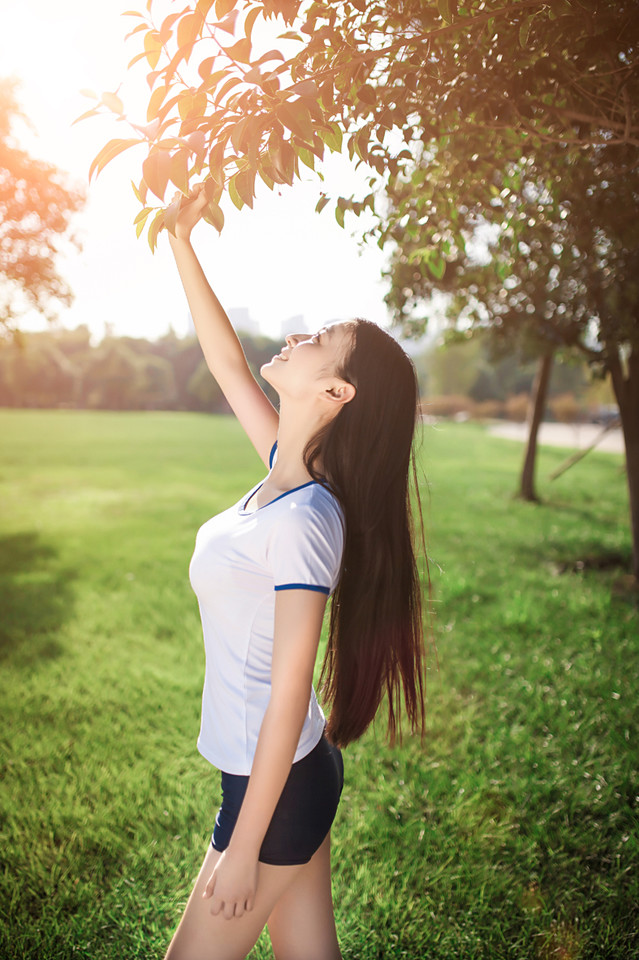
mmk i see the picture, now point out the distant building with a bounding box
[279,314,307,338]
[229,307,259,335]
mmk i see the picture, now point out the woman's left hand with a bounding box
[202,848,259,919]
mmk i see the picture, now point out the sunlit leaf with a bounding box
[277,101,313,141]
[253,49,285,66]
[223,38,251,63]
[101,92,125,115]
[290,79,319,98]
[214,75,242,102]
[134,206,154,225]
[178,11,204,54]
[228,175,243,210]
[215,0,236,16]
[128,50,150,69]
[197,0,215,16]
[147,85,168,122]
[170,149,190,193]
[72,106,101,126]
[235,168,256,207]
[315,194,329,213]
[89,138,140,180]
[297,147,315,170]
[437,0,456,23]
[203,200,225,232]
[144,30,163,69]
[147,208,166,251]
[125,22,149,40]
[215,10,239,34]
[244,6,262,41]
[142,149,172,200]
[198,56,217,81]
[79,89,97,99]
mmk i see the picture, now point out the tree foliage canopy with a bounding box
[0,81,84,330]
[87,0,638,248]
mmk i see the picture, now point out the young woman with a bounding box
[163,184,428,960]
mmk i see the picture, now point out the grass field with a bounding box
[1,409,637,960]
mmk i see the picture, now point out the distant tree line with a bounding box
[0,326,281,413]
[0,324,614,422]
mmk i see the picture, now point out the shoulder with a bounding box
[269,483,344,549]
[288,483,344,531]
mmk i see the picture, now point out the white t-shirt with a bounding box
[189,445,345,775]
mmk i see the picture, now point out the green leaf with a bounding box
[315,194,329,214]
[428,255,446,280]
[203,200,225,232]
[335,203,345,228]
[437,0,456,23]
[133,205,154,225]
[317,123,342,152]
[519,15,535,48]
[147,209,166,251]
[297,147,315,171]
[228,176,244,210]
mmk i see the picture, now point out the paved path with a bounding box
[487,421,624,454]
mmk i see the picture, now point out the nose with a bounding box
[285,332,309,347]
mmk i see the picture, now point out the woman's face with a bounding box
[261,321,355,401]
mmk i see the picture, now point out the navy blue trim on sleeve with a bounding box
[268,441,278,469]
[274,583,330,595]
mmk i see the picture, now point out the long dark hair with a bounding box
[304,319,430,747]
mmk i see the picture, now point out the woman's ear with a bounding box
[324,381,356,406]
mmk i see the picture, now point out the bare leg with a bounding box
[267,833,342,960]
[164,844,304,960]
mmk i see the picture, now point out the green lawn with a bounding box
[1,410,637,960]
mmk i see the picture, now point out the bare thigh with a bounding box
[267,833,342,960]
[164,845,303,960]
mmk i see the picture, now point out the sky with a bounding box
[1,0,401,343]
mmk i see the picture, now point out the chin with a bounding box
[260,360,277,385]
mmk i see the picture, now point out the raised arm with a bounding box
[168,186,279,467]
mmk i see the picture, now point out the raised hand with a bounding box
[168,184,209,242]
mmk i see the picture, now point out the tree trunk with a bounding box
[520,350,554,501]
[608,344,639,583]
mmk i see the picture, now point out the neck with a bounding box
[270,397,328,487]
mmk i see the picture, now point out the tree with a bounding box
[86,0,638,244]
[88,0,639,577]
[0,80,84,330]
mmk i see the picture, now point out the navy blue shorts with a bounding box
[211,733,344,866]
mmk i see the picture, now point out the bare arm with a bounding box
[203,588,328,918]
[168,187,279,467]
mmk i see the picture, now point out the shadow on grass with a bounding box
[0,531,76,666]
